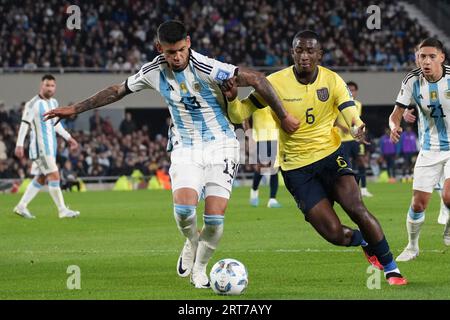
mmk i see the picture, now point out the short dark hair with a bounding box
[347,81,358,90]
[419,37,444,52]
[292,30,321,48]
[157,20,187,44]
[41,74,55,82]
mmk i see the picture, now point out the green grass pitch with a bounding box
[0,183,449,300]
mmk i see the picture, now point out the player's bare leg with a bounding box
[13,174,46,219]
[190,193,228,289]
[397,190,431,261]
[334,175,407,285]
[173,188,199,278]
[47,171,79,218]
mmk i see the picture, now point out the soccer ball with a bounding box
[209,258,248,295]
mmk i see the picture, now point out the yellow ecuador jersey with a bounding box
[335,100,362,142]
[230,65,360,171]
[252,107,278,141]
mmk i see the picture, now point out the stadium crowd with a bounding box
[0,103,171,181]
[1,0,429,71]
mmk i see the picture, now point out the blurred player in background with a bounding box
[246,107,282,208]
[43,20,298,289]
[223,30,407,285]
[14,74,80,219]
[334,81,373,197]
[390,38,450,262]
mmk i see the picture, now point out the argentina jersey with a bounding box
[396,65,450,151]
[21,95,59,159]
[125,49,238,148]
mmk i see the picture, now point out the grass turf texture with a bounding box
[0,183,449,300]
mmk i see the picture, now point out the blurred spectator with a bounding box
[399,125,418,178]
[120,112,137,136]
[0,0,430,70]
[0,134,7,160]
[89,110,103,133]
[61,160,81,191]
[380,128,399,182]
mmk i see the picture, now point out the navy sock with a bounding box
[368,236,397,272]
[358,166,367,188]
[252,172,263,191]
[347,229,368,247]
[269,173,278,198]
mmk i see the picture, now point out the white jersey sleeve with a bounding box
[125,55,166,93]
[21,99,36,124]
[190,50,238,86]
[396,68,421,108]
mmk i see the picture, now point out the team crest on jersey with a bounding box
[444,89,450,99]
[430,91,438,101]
[193,81,201,92]
[316,87,329,102]
[215,69,231,82]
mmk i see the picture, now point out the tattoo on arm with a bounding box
[74,84,128,114]
[236,68,287,120]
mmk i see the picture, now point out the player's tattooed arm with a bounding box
[235,67,299,133]
[43,83,130,122]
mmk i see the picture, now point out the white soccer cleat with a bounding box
[58,208,80,219]
[267,198,282,208]
[437,206,449,225]
[177,239,195,277]
[396,247,419,262]
[361,188,373,197]
[190,267,211,289]
[444,236,450,246]
[13,205,36,219]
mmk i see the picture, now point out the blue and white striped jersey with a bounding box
[21,95,69,159]
[125,49,237,148]
[396,65,450,151]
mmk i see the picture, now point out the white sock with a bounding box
[194,214,224,272]
[250,189,258,199]
[174,204,199,249]
[18,178,43,207]
[407,207,425,250]
[48,180,67,212]
[444,218,450,237]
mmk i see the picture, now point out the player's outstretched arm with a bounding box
[389,105,404,143]
[235,67,299,133]
[44,83,130,122]
[221,77,257,124]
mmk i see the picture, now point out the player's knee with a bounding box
[441,190,450,208]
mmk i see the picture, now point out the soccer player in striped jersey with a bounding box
[389,38,450,260]
[222,30,407,285]
[14,74,80,219]
[43,20,298,289]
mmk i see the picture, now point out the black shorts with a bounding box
[281,147,355,215]
[341,140,365,160]
[256,140,278,166]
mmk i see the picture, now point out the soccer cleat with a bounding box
[13,205,36,219]
[444,236,450,246]
[177,239,195,277]
[267,198,282,208]
[386,272,408,286]
[363,249,383,270]
[396,247,419,262]
[190,268,211,289]
[361,188,373,197]
[58,208,80,219]
[438,206,449,225]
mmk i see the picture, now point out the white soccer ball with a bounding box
[209,258,248,295]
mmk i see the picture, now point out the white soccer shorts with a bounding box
[413,150,450,193]
[30,155,59,176]
[169,140,240,200]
